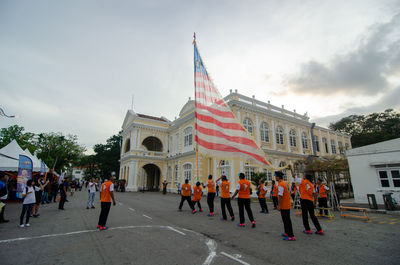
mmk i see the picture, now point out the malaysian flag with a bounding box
[194,41,269,167]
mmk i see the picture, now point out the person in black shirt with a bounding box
[58,178,69,210]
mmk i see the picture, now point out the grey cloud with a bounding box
[285,13,400,96]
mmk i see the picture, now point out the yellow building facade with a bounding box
[119,91,351,193]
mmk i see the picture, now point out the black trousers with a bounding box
[0,199,6,221]
[318,197,328,215]
[98,202,111,227]
[51,190,58,202]
[207,192,215,213]
[193,200,202,210]
[301,199,322,231]
[221,198,234,219]
[258,198,269,212]
[20,203,33,225]
[237,198,254,224]
[280,209,294,237]
[272,196,278,208]
[58,192,66,209]
[179,196,194,210]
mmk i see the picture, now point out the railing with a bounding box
[123,150,167,158]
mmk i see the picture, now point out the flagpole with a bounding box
[193,33,200,182]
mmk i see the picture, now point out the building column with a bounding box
[298,128,303,154]
[255,115,260,146]
[285,124,291,152]
[271,120,276,150]
[319,129,324,156]
[327,132,332,155]
[126,160,138,192]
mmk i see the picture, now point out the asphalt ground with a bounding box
[1,190,399,265]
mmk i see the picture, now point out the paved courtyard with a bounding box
[1,189,399,265]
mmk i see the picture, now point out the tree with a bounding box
[329,109,400,148]
[92,132,122,180]
[251,172,268,187]
[0,125,36,153]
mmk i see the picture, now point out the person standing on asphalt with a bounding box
[178,179,195,213]
[51,178,58,202]
[97,176,116,230]
[58,178,69,210]
[32,176,48,217]
[316,178,330,217]
[216,175,234,221]
[87,178,98,209]
[162,180,169,195]
[20,179,35,227]
[271,180,278,210]
[231,173,255,228]
[0,173,9,223]
[192,182,203,213]
[177,182,181,195]
[257,179,269,214]
[276,171,295,241]
[203,175,216,217]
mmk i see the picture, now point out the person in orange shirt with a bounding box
[216,175,234,221]
[289,165,323,235]
[271,180,278,210]
[192,182,203,213]
[97,176,116,231]
[202,175,216,217]
[317,178,330,216]
[231,173,255,228]
[179,179,195,213]
[257,179,269,214]
[276,171,295,241]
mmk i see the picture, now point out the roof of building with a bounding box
[346,138,400,156]
[137,113,169,122]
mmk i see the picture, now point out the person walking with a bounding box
[0,173,9,223]
[97,176,116,230]
[216,175,234,221]
[257,180,269,214]
[20,179,35,227]
[162,180,169,195]
[231,173,255,228]
[203,175,216,217]
[316,178,330,217]
[178,179,195,213]
[271,180,278,210]
[192,182,203,213]
[58,178,69,210]
[276,171,295,241]
[87,178,98,209]
[289,165,324,235]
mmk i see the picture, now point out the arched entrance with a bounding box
[140,164,161,191]
[142,137,163,152]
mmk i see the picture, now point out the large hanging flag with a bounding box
[16,155,33,199]
[193,40,270,167]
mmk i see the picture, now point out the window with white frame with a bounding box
[174,165,179,182]
[276,126,284,145]
[260,122,269,142]
[377,167,400,188]
[331,139,336,154]
[263,169,272,181]
[183,163,192,181]
[219,160,230,179]
[244,163,255,181]
[289,129,297,147]
[243,118,254,135]
[322,138,328,153]
[183,127,193,147]
[302,132,308,149]
[313,135,320,152]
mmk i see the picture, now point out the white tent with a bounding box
[0,140,49,172]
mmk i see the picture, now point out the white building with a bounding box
[346,138,400,205]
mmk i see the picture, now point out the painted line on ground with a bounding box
[128,208,135,212]
[220,252,250,265]
[118,202,123,206]
[143,214,152,220]
[166,226,186,236]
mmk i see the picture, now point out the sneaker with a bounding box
[192,209,197,214]
[178,209,182,212]
[303,230,312,235]
[265,210,269,214]
[259,210,265,213]
[207,212,215,217]
[99,226,108,231]
[220,218,227,221]
[86,207,89,209]
[281,233,288,237]
[97,225,101,229]
[251,221,256,228]
[315,230,324,235]
[91,206,95,209]
[283,236,296,241]
[25,223,30,227]
[20,224,24,228]
[231,216,235,221]
[199,209,203,212]
[237,223,245,227]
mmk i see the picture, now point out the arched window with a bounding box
[302,132,308,149]
[322,138,328,153]
[243,118,253,135]
[289,129,297,147]
[183,163,192,181]
[276,126,284,145]
[260,122,269,142]
[331,140,336,154]
[219,160,230,179]
[174,165,179,182]
[183,127,193,147]
[313,135,320,152]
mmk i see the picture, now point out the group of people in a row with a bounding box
[177,165,328,241]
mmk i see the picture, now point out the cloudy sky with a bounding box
[1,0,399,153]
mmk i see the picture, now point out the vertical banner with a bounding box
[17,155,33,199]
[40,161,46,176]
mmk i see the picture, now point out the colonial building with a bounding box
[119,90,351,193]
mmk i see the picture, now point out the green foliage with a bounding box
[251,172,268,187]
[92,132,122,180]
[329,109,400,148]
[0,125,36,153]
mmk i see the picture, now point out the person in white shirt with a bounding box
[20,179,36,227]
[87,178,98,209]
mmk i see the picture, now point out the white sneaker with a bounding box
[25,223,30,227]
[20,224,24,227]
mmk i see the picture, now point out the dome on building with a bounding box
[179,98,195,117]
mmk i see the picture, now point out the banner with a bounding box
[40,161,46,176]
[17,155,33,199]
